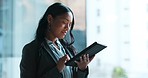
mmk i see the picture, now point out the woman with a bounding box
[20,2,94,78]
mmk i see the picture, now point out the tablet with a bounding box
[65,42,107,66]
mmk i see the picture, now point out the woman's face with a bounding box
[47,12,73,40]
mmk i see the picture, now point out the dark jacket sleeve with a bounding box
[20,43,38,78]
[39,67,63,78]
[77,67,89,78]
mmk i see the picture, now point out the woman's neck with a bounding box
[46,32,57,42]
[46,36,57,42]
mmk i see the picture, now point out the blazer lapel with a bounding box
[41,40,58,63]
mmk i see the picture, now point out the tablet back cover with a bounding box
[65,42,107,66]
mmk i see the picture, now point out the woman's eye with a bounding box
[62,20,72,27]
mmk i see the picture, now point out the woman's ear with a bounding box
[47,15,53,23]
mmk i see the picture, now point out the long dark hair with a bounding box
[35,2,75,46]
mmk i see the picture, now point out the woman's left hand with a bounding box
[75,54,95,70]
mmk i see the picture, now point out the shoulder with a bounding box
[22,40,40,55]
[23,40,39,50]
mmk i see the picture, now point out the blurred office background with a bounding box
[0,0,148,78]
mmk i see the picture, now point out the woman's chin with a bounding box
[58,36,65,39]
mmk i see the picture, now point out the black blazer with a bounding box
[20,40,89,78]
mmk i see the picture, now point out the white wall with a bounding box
[86,0,148,78]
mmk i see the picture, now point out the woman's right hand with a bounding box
[56,54,70,72]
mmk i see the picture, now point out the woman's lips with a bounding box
[62,31,67,35]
